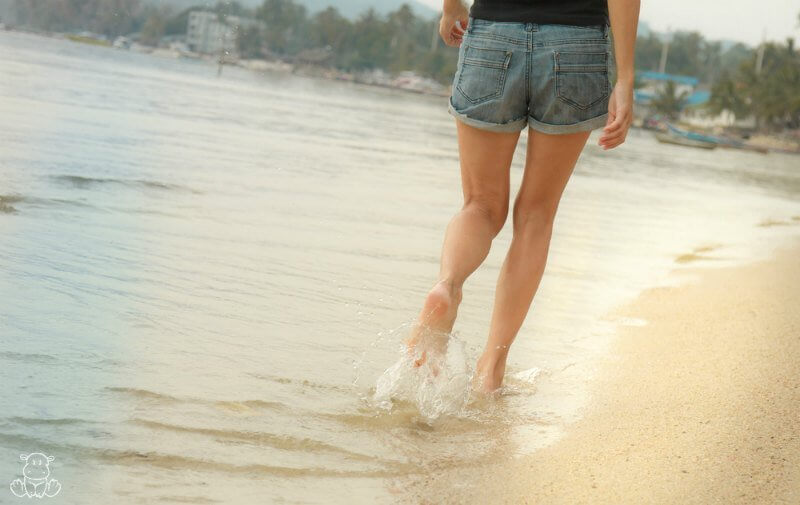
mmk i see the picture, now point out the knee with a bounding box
[463,197,508,235]
[512,197,558,235]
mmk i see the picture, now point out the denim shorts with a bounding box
[447,16,613,134]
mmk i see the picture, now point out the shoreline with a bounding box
[3,28,800,154]
[411,236,800,504]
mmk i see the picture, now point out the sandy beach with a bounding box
[413,237,800,504]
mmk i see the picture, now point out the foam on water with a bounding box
[353,322,546,424]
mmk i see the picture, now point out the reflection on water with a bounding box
[1,30,799,503]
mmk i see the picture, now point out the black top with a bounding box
[469,0,609,27]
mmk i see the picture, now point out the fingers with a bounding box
[598,110,632,150]
[602,110,627,136]
[447,27,465,46]
[441,17,467,46]
[451,26,464,44]
[600,127,627,149]
[599,130,626,150]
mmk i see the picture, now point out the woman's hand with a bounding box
[599,80,634,150]
[440,3,468,47]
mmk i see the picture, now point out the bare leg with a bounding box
[473,127,591,392]
[406,119,521,365]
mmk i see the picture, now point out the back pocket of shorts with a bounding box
[456,45,512,104]
[554,50,609,110]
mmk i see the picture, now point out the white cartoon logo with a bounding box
[9,453,61,498]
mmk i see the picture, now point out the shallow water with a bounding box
[1,30,799,504]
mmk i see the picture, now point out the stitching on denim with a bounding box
[450,102,527,130]
[456,47,512,104]
[529,112,608,128]
[555,50,608,73]
[467,32,527,46]
[553,50,609,110]
[541,39,609,47]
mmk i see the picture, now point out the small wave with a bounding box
[7,416,91,426]
[105,387,183,404]
[0,193,99,213]
[675,243,724,264]
[0,351,59,364]
[214,399,282,413]
[106,387,285,413]
[508,367,543,384]
[758,217,794,227]
[247,373,349,393]
[52,174,200,193]
[0,194,22,213]
[0,431,411,478]
[130,419,375,461]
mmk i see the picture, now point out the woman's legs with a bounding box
[473,127,591,392]
[406,119,521,364]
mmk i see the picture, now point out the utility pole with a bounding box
[754,27,766,75]
[430,14,440,52]
[658,27,671,74]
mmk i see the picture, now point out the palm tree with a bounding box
[650,80,690,119]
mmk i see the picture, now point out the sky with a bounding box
[417,0,800,47]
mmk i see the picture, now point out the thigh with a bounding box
[516,128,590,210]
[456,119,520,207]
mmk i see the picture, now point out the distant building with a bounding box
[634,71,705,106]
[186,11,240,56]
[633,71,711,119]
[632,71,752,129]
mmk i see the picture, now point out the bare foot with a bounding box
[405,279,461,367]
[471,353,507,394]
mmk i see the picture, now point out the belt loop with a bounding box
[603,24,608,38]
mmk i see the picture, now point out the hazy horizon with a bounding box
[416,0,800,47]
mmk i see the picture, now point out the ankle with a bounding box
[473,352,507,393]
[476,347,508,372]
[433,277,463,304]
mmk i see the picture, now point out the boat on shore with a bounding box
[654,122,772,153]
[654,123,718,149]
[654,131,718,149]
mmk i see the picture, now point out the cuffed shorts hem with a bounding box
[528,113,609,134]
[448,99,528,133]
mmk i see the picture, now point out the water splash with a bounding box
[352,322,477,423]
[372,334,474,422]
[352,319,550,424]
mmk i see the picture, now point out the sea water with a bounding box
[1,30,799,504]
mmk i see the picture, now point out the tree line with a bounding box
[5,0,799,130]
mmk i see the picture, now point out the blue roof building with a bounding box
[634,71,709,107]
[636,71,699,87]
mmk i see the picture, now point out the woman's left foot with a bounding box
[471,354,506,394]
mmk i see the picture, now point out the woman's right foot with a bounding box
[405,279,461,367]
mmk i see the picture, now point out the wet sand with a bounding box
[414,238,800,504]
